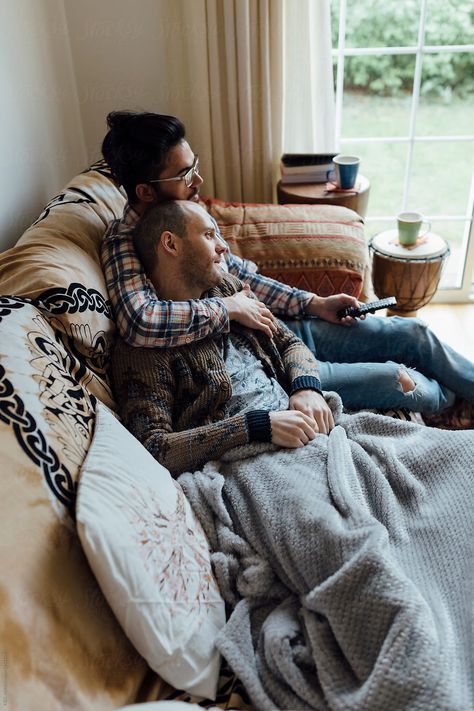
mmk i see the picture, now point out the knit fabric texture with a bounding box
[179,392,474,711]
[110,273,321,476]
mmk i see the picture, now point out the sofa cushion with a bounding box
[0,161,124,298]
[0,162,126,406]
[77,403,225,699]
[0,296,154,709]
[203,198,370,301]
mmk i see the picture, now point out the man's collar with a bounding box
[205,273,242,299]
[123,203,141,226]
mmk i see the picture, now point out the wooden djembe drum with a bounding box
[370,230,449,317]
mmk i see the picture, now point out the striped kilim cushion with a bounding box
[204,198,370,301]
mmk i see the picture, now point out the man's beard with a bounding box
[154,186,199,203]
[180,256,222,295]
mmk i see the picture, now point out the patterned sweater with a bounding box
[110,274,321,476]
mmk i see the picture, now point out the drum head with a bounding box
[371,229,448,260]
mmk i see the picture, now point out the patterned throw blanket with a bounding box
[179,394,474,711]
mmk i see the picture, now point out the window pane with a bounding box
[341,141,410,217]
[342,0,420,48]
[418,53,474,136]
[330,0,340,47]
[425,0,474,46]
[418,91,474,137]
[342,54,417,117]
[332,57,338,94]
[430,219,472,289]
[410,140,472,216]
[341,89,413,138]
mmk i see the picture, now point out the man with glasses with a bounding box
[101,110,474,427]
[150,154,199,190]
[102,111,294,346]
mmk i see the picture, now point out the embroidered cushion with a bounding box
[76,402,225,699]
[0,297,149,709]
[0,162,125,407]
[203,198,370,300]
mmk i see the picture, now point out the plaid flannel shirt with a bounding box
[101,203,313,348]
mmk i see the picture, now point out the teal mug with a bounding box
[397,212,431,246]
[327,154,360,189]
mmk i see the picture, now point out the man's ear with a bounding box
[160,230,182,257]
[135,183,157,204]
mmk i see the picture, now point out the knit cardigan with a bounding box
[110,274,321,476]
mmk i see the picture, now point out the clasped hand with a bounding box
[223,284,277,338]
[270,390,334,448]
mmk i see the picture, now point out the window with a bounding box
[331,0,474,302]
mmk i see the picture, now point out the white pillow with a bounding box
[76,403,225,699]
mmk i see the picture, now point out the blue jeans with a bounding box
[284,315,474,413]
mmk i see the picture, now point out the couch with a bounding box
[0,162,371,710]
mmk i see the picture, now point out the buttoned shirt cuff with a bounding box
[213,298,231,333]
[300,292,316,314]
[290,376,322,395]
[283,289,314,317]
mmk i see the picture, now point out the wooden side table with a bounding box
[277,175,370,218]
[370,230,450,317]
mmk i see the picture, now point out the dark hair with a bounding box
[101,111,186,202]
[133,201,188,276]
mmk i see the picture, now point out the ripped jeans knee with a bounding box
[397,366,416,394]
[394,364,453,413]
[318,359,455,413]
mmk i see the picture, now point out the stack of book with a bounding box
[280,153,336,184]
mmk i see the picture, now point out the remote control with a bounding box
[337,296,397,320]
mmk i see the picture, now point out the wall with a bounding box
[62,0,216,193]
[63,1,336,202]
[0,0,87,251]
[0,0,217,251]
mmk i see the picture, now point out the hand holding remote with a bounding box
[337,297,397,320]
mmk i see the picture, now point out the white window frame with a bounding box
[333,0,474,303]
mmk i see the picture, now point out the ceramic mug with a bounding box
[327,155,360,189]
[397,211,431,246]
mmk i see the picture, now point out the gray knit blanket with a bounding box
[179,393,474,711]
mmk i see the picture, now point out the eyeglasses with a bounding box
[148,155,200,189]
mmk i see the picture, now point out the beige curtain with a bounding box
[204,0,283,203]
[283,0,336,152]
[170,0,334,203]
